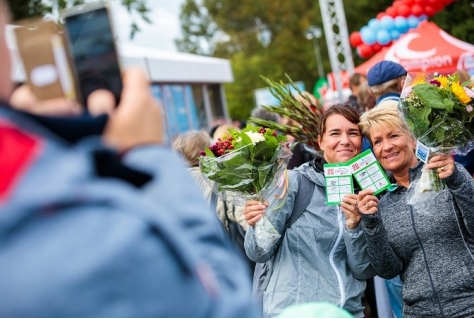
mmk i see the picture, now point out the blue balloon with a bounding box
[390,30,401,40]
[380,16,395,31]
[368,18,381,31]
[376,29,391,45]
[360,27,376,45]
[394,16,409,33]
[419,14,427,21]
[408,15,420,29]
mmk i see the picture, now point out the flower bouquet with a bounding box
[399,72,474,201]
[199,124,293,252]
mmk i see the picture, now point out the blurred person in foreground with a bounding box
[357,104,474,317]
[0,1,258,316]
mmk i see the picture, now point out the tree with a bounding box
[177,0,473,121]
[6,0,151,38]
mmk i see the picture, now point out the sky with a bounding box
[111,0,185,51]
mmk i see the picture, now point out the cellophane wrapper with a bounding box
[200,144,293,253]
[399,72,474,205]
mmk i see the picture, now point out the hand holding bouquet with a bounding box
[400,72,474,200]
[199,124,292,252]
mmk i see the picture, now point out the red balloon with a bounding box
[402,0,414,5]
[397,4,411,17]
[414,0,426,4]
[349,31,362,47]
[424,5,435,16]
[431,1,444,12]
[441,0,453,4]
[372,43,382,53]
[411,4,423,16]
[386,6,398,18]
[357,44,373,58]
[376,12,387,19]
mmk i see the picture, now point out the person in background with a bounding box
[212,123,239,143]
[358,104,474,317]
[454,70,474,177]
[172,130,248,231]
[244,104,375,317]
[346,73,367,109]
[356,81,376,114]
[0,1,258,316]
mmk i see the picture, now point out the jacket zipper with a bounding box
[330,207,345,308]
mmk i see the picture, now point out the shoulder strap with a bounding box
[274,170,315,253]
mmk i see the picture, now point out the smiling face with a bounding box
[318,113,362,164]
[369,125,417,174]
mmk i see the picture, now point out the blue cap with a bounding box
[367,61,407,86]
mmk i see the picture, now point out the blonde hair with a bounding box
[359,104,414,144]
[212,124,236,142]
[172,131,211,167]
[369,76,405,97]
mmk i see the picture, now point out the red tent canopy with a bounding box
[355,21,474,75]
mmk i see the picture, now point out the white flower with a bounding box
[245,131,266,145]
[467,105,473,113]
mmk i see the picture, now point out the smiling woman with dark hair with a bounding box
[244,104,375,317]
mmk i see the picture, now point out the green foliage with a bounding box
[6,0,151,39]
[199,124,289,195]
[177,1,473,121]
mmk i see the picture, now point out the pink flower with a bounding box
[429,79,441,87]
[466,105,473,113]
[401,86,413,99]
[464,87,474,99]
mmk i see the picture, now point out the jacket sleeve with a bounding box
[361,212,403,279]
[244,171,298,263]
[446,162,474,236]
[343,223,376,280]
[122,145,259,316]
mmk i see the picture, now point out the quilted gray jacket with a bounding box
[245,160,375,317]
[362,161,474,317]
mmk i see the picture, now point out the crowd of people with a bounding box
[2,0,474,316]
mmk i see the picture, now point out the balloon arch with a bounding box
[349,0,457,59]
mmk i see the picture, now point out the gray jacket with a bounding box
[245,161,375,317]
[362,161,474,317]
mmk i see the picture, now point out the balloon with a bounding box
[376,12,387,20]
[380,16,395,30]
[414,0,426,4]
[368,18,381,31]
[372,43,382,53]
[407,15,420,29]
[397,4,411,17]
[419,14,427,21]
[403,0,414,5]
[357,44,373,58]
[411,4,423,16]
[394,16,409,33]
[349,31,362,47]
[360,27,377,45]
[376,29,391,45]
[441,0,453,4]
[386,6,398,18]
[424,6,435,16]
[390,29,401,40]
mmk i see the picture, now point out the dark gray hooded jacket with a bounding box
[362,161,474,317]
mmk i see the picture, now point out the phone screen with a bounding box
[64,6,122,105]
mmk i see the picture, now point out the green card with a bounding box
[324,163,354,206]
[346,149,390,195]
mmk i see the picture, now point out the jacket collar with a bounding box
[376,93,400,105]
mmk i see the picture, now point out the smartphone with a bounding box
[62,2,122,106]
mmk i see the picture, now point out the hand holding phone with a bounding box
[62,2,122,106]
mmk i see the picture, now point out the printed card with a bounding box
[324,163,354,206]
[347,149,390,195]
[415,140,430,163]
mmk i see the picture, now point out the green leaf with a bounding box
[413,84,445,109]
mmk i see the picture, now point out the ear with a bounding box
[317,134,323,150]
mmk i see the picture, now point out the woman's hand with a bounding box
[243,200,267,227]
[425,154,455,179]
[341,194,361,229]
[357,189,379,215]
